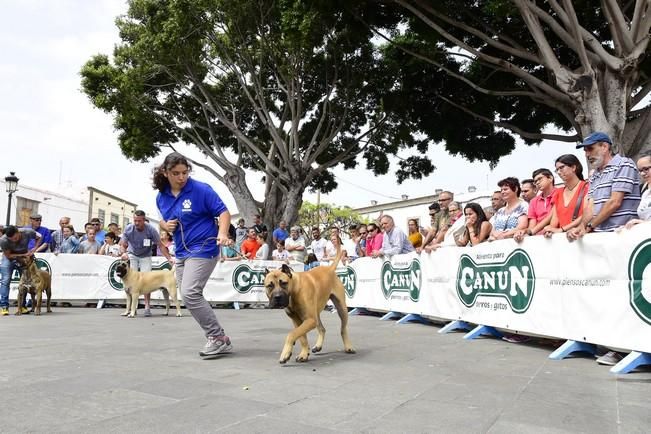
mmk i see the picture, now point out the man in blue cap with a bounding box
[567,132,640,241]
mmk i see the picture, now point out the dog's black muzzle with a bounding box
[268,291,289,309]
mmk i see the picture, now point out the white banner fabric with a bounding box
[6,224,651,353]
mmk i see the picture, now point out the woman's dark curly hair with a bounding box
[152,152,192,192]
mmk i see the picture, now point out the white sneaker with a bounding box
[199,336,232,357]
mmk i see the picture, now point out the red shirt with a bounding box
[240,238,260,259]
[365,232,384,255]
[528,188,560,228]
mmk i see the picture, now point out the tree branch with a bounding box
[436,92,578,142]
[603,0,635,53]
[393,0,573,105]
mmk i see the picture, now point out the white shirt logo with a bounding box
[182,199,192,212]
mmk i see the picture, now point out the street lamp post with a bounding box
[5,172,19,226]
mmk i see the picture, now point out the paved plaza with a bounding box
[1,306,650,433]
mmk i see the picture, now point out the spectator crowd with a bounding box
[1,131,649,362]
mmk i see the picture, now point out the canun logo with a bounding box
[108,260,172,291]
[456,249,535,313]
[336,266,357,298]
[628,240,651,325]
[11,258,51,283]
[232,263,266,294]
[380,259,421,301]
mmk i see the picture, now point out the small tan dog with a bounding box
[16,255,52,316]
[115,261,182,318]
[263,247,355,364]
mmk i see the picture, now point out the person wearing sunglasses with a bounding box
[365,223,383,257]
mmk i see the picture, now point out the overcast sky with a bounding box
[0,0,585,218]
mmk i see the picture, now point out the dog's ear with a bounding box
[264,267,270,276]
[280,264,293,278]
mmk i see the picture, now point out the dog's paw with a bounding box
[176,313,182,317]
[311,345,322,354]
[279,352,292,364]
[127,313,136,318]
[345,348,356,354]
[296,353,309,362]
[34,311,41,316]
[120,312,128,317]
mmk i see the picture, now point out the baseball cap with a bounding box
[576,132,612,149]
[30,213,42,220]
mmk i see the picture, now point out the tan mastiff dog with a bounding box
[16,255,52,316]
[264,247,355,363]
[115,261,182,318]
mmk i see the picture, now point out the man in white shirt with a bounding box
[310,227,328,261]
[284,226,306,262]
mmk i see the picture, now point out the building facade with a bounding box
[87,186,137,229]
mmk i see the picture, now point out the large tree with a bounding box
[369,0,651,162]
[81,0,433,230]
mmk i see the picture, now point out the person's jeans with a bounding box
[0,255,19,308]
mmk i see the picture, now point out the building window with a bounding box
[16,197,38,226]
[124,217,130,226]
[98,209,105,225]
[110,213,119,224]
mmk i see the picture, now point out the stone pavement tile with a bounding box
[618,403,651,433]
[493,384,618,433]
[486,420,578,434]
[359,397,502,433]
[3,387,177,433]
[417,373,533,406]
[129,376,239,401]
[53,392,279,433]
[218,415,339,433]
[262,393,399,432]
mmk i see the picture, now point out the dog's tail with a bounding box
[328,245,344,271]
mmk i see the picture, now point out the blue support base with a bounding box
[233,302,241,310]
[438,320,472,334]
[380,311,403,321]
[610,351,651,374]
[463,325,503,340]
[548,340,597,360]
[397,313,429,325]
[349,307,371,316]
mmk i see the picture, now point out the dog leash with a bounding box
[172,218,233,255]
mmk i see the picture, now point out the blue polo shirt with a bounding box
[156,178,228,259]
[272,227,288,242]
[26,226,51,251]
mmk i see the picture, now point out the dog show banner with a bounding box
[7,223,651,353]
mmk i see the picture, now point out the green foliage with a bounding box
[80,0,436,199]
[297,201,366,240]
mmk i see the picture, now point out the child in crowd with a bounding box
[304,253,320,271]
[272,239,290,262]
[99,232,121,257]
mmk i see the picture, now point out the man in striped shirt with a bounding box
[568,132,640,240]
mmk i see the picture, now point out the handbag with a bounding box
[571,182,588,221]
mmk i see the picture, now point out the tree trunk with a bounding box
[567,68,648,157]
[221,166,260,225]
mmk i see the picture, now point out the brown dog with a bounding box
[263,247,355,363]
[115,261,182,318]
[16,255,52,316]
